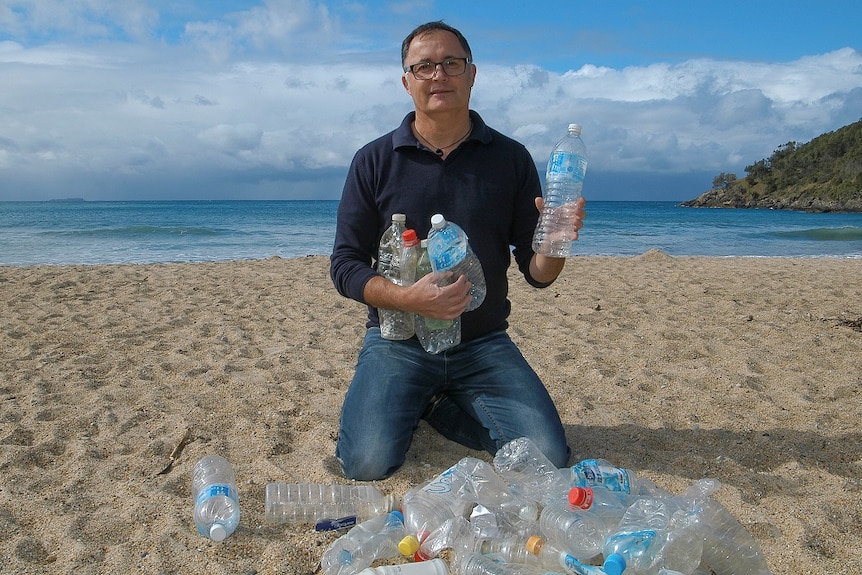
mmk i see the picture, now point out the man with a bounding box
[329,21,586,480]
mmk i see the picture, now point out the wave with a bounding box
[769,226,862,242]
[44,226,224,238]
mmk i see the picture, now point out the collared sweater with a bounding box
[330,110,554,342]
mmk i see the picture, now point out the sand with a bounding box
[0,253,860,574]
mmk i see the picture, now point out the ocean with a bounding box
[2,200,862,266]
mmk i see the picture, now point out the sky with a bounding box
[1,1,861,202]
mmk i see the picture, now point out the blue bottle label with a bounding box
[315,516,358,531]
[548,152,586,183]
[196,484,238,504]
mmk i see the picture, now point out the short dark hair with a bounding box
[401,21,473,70]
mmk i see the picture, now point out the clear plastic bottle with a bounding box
[538,501,607,562]
[570,458,639,495]
[191,455,240,542]
[320,510,407,575]
[400,229,422,284]
[414,239,461,354]
[456,551,564,575]
[357,558,449,575]
[378,213,413,340]
[400,463,472,554]
[532,124,588,258]
[689,481,772,575]
[603,494,705,575]
[567,486,632,530]
[426,214,486,312]
[411,516,473,561]
[493,437,573,505]
[526,535,625,575]
[264,483,396,529]
[453,457,538,529]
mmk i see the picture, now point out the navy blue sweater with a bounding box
[330,110,553,342]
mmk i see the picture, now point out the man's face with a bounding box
[402,30,476,117]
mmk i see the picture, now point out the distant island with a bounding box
[682,118,862,212]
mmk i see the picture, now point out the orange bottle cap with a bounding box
[526,535,544,555]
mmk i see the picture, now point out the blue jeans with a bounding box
[336,328,570,480]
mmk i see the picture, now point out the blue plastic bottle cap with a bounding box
[603,553,626,575]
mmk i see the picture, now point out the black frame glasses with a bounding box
[405,57,472,80]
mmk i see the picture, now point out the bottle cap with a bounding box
[430,214,446,229]
[603,553,626,575]
[392,213,407,223]
[525,535,544,555]
[402,229,419,245]
[209,523,228,542]
[568,486,593,509]
[398,534,420,557]
[568,123,581,136]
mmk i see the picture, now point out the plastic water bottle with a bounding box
[191,455,240,542]
[570,459,640,495]
[264,483,397,529]
[688,480,772,575]
[454,457,538,529]
[426,214,486,312]
[602,493,705,575]
[538,501,607,562]
[378,213,413,340]
[320,510,407,575]
[399,463,472,554]
[357,558,449,575]
[532,124,588,257]
[526,535,625,575]
[414,239,461,354]
[412,516,474,561]
[567,486,632,529]
[493,437,573,505]
[456,551,564,575]
[400,229,422,284]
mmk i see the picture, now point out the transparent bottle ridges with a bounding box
[532,123,588,258]
[526,535,623,575]
[320,510,407,575]
[538,501,607,562]
[414,239,461,354]
[378,213,414,340]
[426,214,486,312]
[493,436,573,505]
[264,483,396,525]
[401,463,471,542]
[192,455,240,542]
[453,457,538,528]
[695,497,772,575]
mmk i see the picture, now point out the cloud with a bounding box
[1,2,861,201]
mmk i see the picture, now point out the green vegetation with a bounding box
[682,118,862,212]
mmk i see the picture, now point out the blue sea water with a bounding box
[1,200,861,266]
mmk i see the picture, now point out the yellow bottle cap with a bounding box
[398,534,420,557]
[526,535,544,555]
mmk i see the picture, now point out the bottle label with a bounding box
[575,460,631,493]
[421,465,459,496]
[547,151,586,183]
[196,484,238,505]
[315,516,358,531]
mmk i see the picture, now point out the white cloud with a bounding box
[0,2,860,200]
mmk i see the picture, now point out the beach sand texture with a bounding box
[1,254,860,574]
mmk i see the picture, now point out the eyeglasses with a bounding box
[405,57,472,80]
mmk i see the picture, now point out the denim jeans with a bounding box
[336,328,570,480]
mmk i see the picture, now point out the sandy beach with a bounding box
[1,253,860,574]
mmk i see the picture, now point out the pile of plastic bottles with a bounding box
[316,437,773,575]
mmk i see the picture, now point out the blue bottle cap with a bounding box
[603,553,626,575]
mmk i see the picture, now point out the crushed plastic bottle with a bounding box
[493,437,573,505]
[413,238,461,354]
[320,510,407,575]
[538,501,607,562]
[526,535,625,575]
[454,457,538,530]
